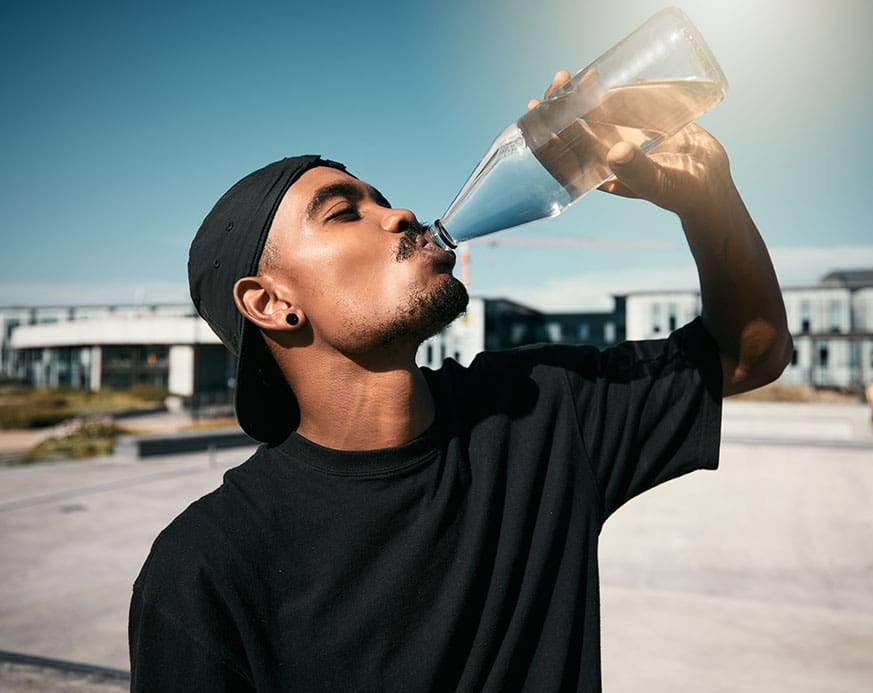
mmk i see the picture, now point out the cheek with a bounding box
[292,239,431,320]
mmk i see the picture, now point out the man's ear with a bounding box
[233,275,304,331]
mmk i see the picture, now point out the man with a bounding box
[129,71,792,691]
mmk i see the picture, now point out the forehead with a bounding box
[270,166,360,236]
[290,166,359,206]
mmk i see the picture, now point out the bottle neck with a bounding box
[427,219,457,250]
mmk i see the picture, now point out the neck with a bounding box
[287,354,435,451]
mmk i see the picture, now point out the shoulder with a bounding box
[426,319,719,406]
[129,454,274,688]
[134,445,280,598]
[433,335,653,392]
[484,317,720,381]
[436,341,603,388]
[424,343,604,427]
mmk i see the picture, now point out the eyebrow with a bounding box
[304,182,392,222]
[304,182,363,222]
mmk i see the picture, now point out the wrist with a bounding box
[678,171,744,230]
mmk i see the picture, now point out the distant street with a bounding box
[0,400,871,691]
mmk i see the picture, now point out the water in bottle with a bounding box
[428,8,727,250]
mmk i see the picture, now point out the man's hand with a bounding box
[528,69,735,222]
[598,125,734,223]
[530,69,793,396]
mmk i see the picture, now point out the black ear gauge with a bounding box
[286,313,299,326]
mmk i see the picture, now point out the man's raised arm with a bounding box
[601,125,793,396]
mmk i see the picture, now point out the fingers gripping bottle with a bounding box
[428,7,727,249]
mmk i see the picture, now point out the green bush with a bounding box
[0,385,167,429]
[23,419,122,463]
[0,391,73,429]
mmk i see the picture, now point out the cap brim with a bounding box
[234,320,299,444]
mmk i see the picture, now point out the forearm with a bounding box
[590,118,792,394]
[681,179,792,396]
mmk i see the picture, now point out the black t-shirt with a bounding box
[129,319,722,692]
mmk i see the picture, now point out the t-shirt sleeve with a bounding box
[128,521,256,692]
[129,584,254,692]
[567,317,723,521]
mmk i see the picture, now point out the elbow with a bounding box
[761,329,794,384]
[723,324,793,396]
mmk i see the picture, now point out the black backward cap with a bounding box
[188,155,347,443]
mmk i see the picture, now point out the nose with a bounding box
[380,207,418,233]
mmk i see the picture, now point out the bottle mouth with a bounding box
[427,220,457,250]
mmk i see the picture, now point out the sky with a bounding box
[1,0,871,311]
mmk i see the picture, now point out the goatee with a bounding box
[378,277,469,348]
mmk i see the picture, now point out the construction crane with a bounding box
[458,236,679,292]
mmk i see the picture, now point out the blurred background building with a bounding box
[1,304,232,406]
[625,269,873,389]
[3,269,872,407]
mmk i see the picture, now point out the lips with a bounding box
[418,233,456,268]
[395,226,456,268]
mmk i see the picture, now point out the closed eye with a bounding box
[326,206,360,221]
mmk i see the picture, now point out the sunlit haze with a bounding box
[1,0,871,310]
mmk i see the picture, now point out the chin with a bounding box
[379,276,469,349]
[421,275,469,333]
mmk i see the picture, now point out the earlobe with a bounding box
[233,276,303,331]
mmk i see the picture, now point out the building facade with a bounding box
[623,272,873,391]
[2,304,231,398]
[5,269,872,398]
[416,297,625,368]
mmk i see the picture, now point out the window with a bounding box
[829,300,842,333]
[101,345,170,390]
[800,301,811,333]
[651,304,662,334]
[4,319,20,340]
[791,349,798,366]
[546,323,562,342]
[818,344,829,368]
[668,303,677,331]
[578,324,590,340]
[604,322,616,343]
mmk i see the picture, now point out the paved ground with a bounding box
[0,660,129,692]
[0,400,871,691]
[600,402,873,692]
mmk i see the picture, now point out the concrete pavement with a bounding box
[0,400,871,690]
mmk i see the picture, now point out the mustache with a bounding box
[394,219,430,261]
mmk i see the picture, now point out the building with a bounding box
[3,304,232,400]
[5,268,872,400]
[416,297,625,368]
[4,298,624,398]
[623,270,873,391]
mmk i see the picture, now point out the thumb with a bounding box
[606,141,666,204]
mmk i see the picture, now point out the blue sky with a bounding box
[1,0,871,310]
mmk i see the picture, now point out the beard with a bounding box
[376,275,469,348]
[336,218,469,355]
[337,276,469,356]
[380,218,470,346]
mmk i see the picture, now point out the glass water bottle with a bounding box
[429,7,728,250]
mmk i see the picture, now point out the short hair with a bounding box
[258,233,280,273]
